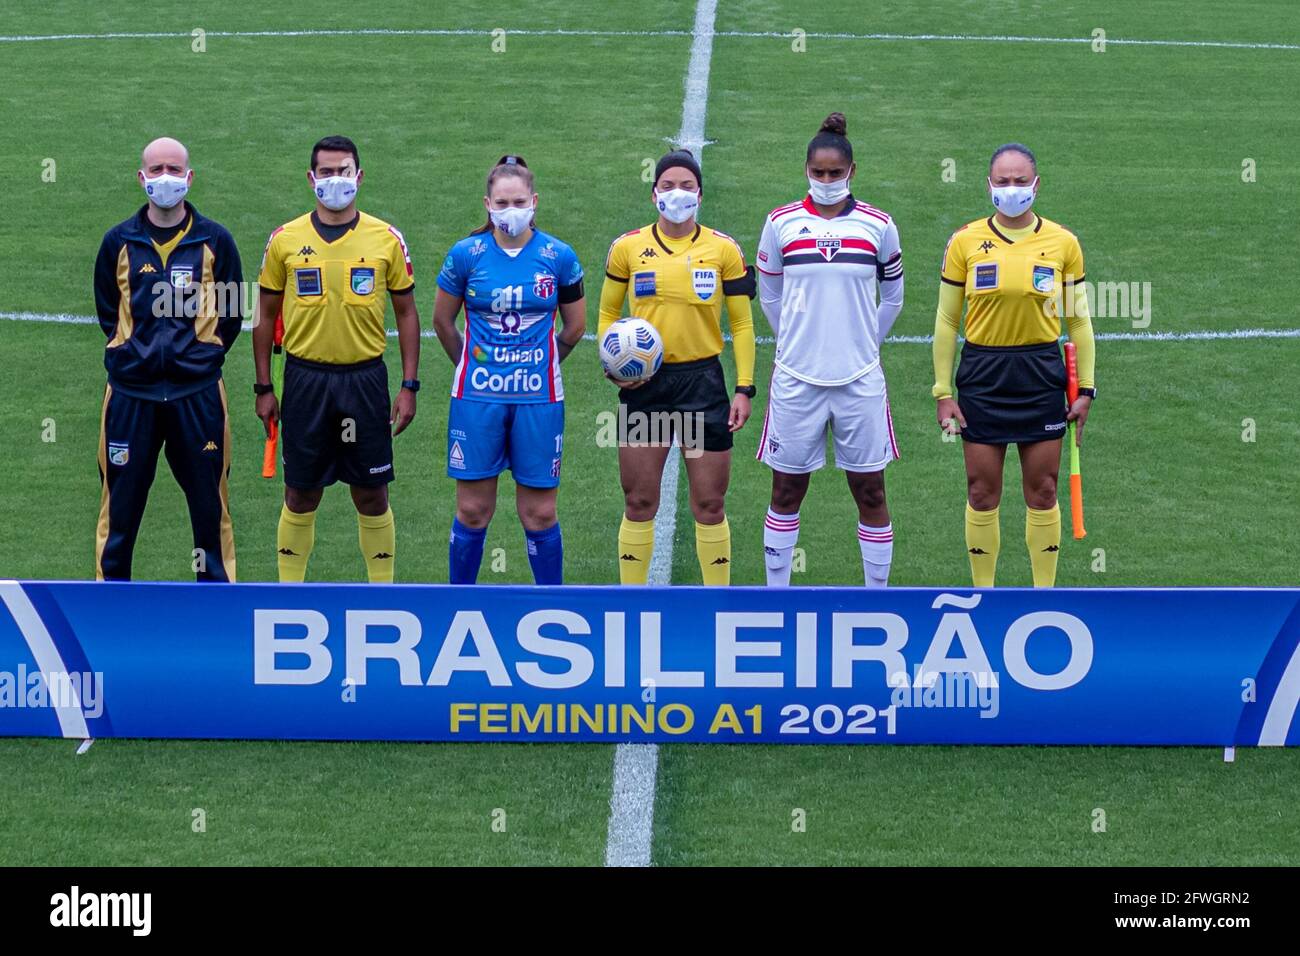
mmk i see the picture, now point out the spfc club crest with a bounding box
[816,238,842,261]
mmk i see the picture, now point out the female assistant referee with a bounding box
[599,149,757,585]
[933,143,1096,587]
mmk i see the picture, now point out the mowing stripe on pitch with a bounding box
[8,311,1299,345]
[0,28,1295,51]
[604,0,717,870]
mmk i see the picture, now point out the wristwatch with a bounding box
[401,379,421,393]
[253,382,274,396]
[735,385,757,398]
[1078,387,1096,399]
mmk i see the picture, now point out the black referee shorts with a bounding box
[281,354,394,489]
[618,355,733,453]
[956,341,1069,445]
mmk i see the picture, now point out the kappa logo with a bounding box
[816,238,842,261]
[979,240,996,253]
[201,441,218,452]
[620,553,640,561]
[298,245,317,257]
[107,443,129,466]
[373,552,393,560]
[137,263,157,274]
[449,440,466,469]
[639,247,658,259]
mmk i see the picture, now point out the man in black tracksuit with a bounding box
[92,137,243,581]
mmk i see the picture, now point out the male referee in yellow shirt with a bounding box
[254,135,421,583]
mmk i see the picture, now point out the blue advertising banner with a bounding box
[0,581,1297,746]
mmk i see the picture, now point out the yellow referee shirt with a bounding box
[933,213,1095,397]
[258,211,414,365]
[940,214,1084,346]
[599,222,756,386]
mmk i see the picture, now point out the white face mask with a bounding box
[490,204,535,238]
[989,176,1038,217]
[312,173,358,211]
[808,175,851,205]
[142,172,189,209]
[654,188,699,224]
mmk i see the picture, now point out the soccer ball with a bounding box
[599,317,664,383]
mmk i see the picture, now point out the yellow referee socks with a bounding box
[1026,504,1061,588]
[277,505,316,583]
[696,517,731,586]
[358,508,396,583]
[618,516,655,584]
[965,503,1000,587]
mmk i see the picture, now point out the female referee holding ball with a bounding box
[933,143,1096,588]
[599,149,757,585]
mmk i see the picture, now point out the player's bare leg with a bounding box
[1018,438,1064,586]
[616,442,671,582]
[449,477,497,584]
[455,477,498,529]
[962,441,1008,586]
[516,484,563,584]
[847,469,892,587]
[683,448,732,584]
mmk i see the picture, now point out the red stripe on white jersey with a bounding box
[780,236,878,255]
[770,201,805,222]
[854,203,890,224]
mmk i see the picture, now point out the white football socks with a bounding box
[763,508,800,587]
[858,522,893,587]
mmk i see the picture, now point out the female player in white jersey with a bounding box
[755,113,905,587]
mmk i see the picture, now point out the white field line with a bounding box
[0,28,1295,52]
[604,0,717,871]
[7,311,1298,346]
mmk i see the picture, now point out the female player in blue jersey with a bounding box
[432,156,586,584]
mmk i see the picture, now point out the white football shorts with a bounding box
[756,364,899,474]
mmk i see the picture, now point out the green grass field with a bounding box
[1,0,1297,866]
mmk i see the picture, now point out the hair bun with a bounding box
[497,154,529,167]
[819,112,847,136]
